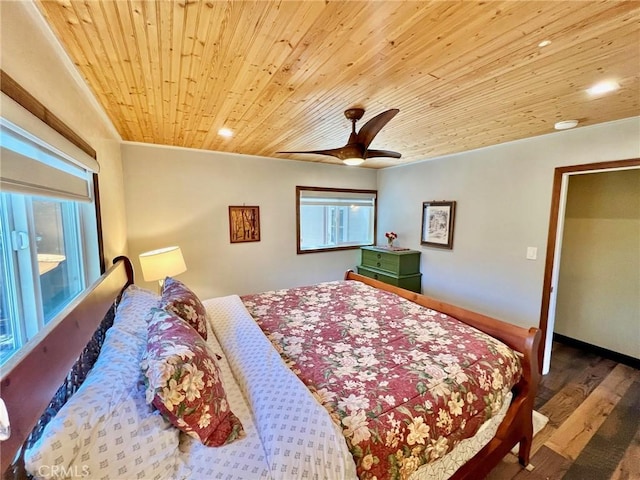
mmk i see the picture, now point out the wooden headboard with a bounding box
[0,257,134,472]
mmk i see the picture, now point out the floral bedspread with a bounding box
[241,280,522,480]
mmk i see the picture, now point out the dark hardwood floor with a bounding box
[486,342,640,480]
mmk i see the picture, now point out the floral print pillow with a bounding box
[161,277,208,340]
[141,307,244,446]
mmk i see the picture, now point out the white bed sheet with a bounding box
[174,304,271,480]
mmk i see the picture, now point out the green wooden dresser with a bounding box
[357,246,422,293]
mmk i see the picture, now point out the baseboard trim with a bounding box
[553,333,640,370]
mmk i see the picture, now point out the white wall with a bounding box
[555,169,640,358]
[377,117,640,329]
[121,143,377,298]
[0,1,127,262]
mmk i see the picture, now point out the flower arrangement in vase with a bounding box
[385,231,398,247]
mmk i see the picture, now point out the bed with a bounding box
[1,257,541,479]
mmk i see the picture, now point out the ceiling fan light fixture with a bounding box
[343,157,365,166]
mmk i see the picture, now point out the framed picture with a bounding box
[228,206,260,243]
[421,201,456,249]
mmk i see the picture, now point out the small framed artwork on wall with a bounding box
[229,206,260,243]
[421,201,456,249]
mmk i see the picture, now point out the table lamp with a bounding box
[139,246,187,291]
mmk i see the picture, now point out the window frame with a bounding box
[296,186,377,254]
[0,73,103,365]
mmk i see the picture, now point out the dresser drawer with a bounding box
[361,247,420,275]
[357,266,422,293]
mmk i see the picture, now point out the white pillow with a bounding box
[25,284,179,480]
[113,284,160,338]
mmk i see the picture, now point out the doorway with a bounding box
[539,158,640,373]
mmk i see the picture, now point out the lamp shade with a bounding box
[139,246,187,282]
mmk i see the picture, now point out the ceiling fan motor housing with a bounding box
[344,108,365,121]
[337,144,365,160]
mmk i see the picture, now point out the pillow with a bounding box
[26,382,179,480]
[114,284,160,338]
[161,277,208,339]
[25,287,179,480]
[142,308,244,447]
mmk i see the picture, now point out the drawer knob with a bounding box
[376,262,381,267]
[374,274,379,279]
[377,254,381,259]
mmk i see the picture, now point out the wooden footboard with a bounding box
[344,270,542,478]
[0,257,134,473]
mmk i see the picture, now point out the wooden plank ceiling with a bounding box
[36,1,640,168]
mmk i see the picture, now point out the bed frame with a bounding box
[0,259,540,479]
[345,270,541,479]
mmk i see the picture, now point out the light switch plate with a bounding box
[526,246,537,260]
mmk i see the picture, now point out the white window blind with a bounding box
[0,93,99,202]
[299,189,377,207]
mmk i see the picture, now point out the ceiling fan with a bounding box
[278,108,401,166]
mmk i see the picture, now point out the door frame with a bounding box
[539,158,640,372]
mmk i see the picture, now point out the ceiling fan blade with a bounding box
[279,144,365,160]
[357,108,399,149]
[365,149,402,159]
[277,148,346,158]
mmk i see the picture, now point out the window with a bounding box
[296,187,377,253]
[0,100,100,365]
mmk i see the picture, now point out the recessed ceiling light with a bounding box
[538,40,552,48]
[554,120,579,130]
[218,128,233,138]
[586,80,619,96]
